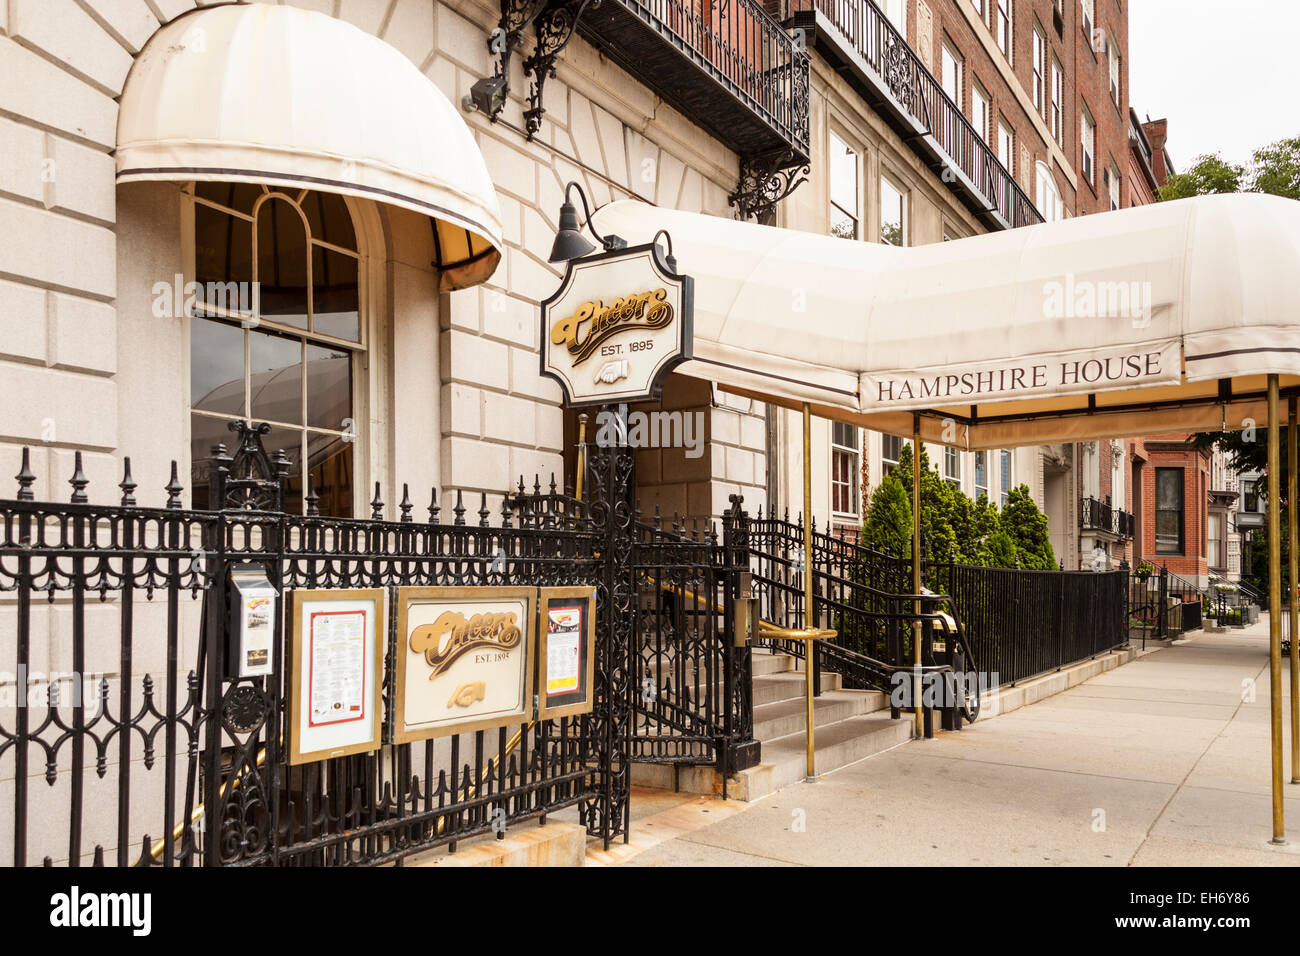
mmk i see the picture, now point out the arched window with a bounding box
[188,183,363,516]
[1035,161,1063,222]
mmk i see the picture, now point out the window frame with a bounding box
[943,446,961,487]
[1050,57,1064,145]
[1155,467,1186,556]
[882,434,903,476]
[831,422,861,518]
[828,129,861,240]
[1081,103,1096,185]
[971,80,992,142]
[999,449,1012,507]
[879,172,909,247]
[995,0,1012,61]
[941,39,964,109]
[975,450,988,500]
[1032,24,1045,113]
[997,117,1014,173]
[185,183,369,518]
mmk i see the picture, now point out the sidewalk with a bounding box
[619,615,1300,866]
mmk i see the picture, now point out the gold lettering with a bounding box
[410,610,522,679]
[550,288,674,366]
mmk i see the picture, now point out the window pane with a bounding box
[256,197,309,329]
[194,204,253,314]
[305,342,352,431]
[196,181,263,217]
[303,190,357,251]
[190,318,245,416]
[830,135,858,212]
[250,329,303,426]
[312,245,360,341]
[261,427,304,516]
[190,413,237,510]
[881,178,905,246]
[831,204,858,240]
[308,430,353,518]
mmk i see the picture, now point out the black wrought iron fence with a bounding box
[749,513,1128,690]
[0,424,619,867]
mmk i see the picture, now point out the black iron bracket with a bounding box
[523,0,602,139]
[730,148,811,224]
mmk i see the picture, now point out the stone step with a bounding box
[751,670,840,706]
[751,650,796,676]
[745,712,914,797]
[630,709,913,801]
[753,688,887,742]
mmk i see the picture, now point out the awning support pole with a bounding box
[803,402,816,781]
[1290,395,1298,786]
[1268,375,1286,843]
[912,414,923,739]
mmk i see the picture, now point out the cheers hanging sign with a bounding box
[541,243,693,406]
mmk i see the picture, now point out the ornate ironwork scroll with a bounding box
[730,148,811,224]
[523,0,602,139]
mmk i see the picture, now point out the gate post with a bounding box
[583,405,635,849]
[721,495,760,776]
[1158,564,1169,639]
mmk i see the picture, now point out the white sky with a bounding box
[1128,1,1300,172]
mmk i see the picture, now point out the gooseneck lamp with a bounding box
[548,181,626,263]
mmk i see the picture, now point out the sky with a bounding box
[1128,1,1300,172]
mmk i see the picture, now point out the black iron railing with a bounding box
[788,0,1041,229]
[1127,565,1205,644]
[1079,496,1135,539]
[596,0,811,156]
[0,428,612,867]
[750,513,1128,692]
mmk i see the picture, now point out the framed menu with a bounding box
[288,588,385,765]
[537,586,597,720]
[393,586,537,742]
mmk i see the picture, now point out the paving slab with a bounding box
[615,615,1300,866]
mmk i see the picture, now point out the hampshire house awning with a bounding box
[592,193,1300,448]
[116,3,503,291]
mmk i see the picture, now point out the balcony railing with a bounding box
[1079,496,1134,539]
[786,0,1042,230]
[580,0,811,161]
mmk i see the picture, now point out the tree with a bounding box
[1157,153,1245,201]
[1001,484,1056,570]
[889,443,958,565]
[1157,135,1300,202]
[863,474,912,557]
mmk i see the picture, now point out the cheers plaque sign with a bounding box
[540,243,692,406]
[393,586,537,742]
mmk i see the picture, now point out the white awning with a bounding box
[116,3,502,291]
[592,194,1300,447]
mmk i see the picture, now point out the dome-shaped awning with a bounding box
[116,3,502,291]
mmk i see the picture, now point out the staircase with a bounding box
[630,646,913,801]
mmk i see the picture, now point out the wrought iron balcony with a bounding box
[576,0,811,217]
[1079,496,1134,540]
[784,0,1042,231]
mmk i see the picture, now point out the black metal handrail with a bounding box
[1079,495,1135,539]
[789,0,1041,228]
[620,0,811,154]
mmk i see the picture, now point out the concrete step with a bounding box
[630,709,913,801]
[753,688,887,741]
[752,671,840,706]
[751,650,796,676]
[745,712,914,796]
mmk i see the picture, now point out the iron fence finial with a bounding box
[119,457,137,508]
[69,451,89,504]
[15,447,35,501]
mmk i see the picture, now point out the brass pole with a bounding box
[1267,376,1286,842]
[576,412,588,502]
[803,402,817,781]
[912,415,923,738]
[1290,395,1299,785]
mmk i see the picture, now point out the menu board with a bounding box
[289,589,385,765]
[537,587,596,720]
